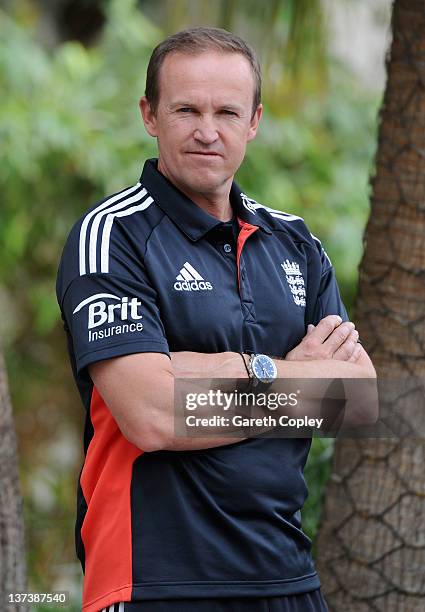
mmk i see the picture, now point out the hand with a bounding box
[285,315,361,363]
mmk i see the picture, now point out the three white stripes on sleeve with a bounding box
[100,602,124,612]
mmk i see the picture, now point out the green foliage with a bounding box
[239,83,380,312]
[1,0,380,599]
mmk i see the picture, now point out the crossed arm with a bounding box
[89,315,377,452]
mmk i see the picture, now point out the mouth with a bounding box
[186,151,222,157]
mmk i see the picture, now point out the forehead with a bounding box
[158,50,254,104]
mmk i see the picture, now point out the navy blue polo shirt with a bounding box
[56,158,349,612]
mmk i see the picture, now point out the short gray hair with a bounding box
[145,26,262,118]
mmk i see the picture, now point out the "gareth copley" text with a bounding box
[185,415,324,429]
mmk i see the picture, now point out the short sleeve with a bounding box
[59,271,169,374]
[310,243,349,326]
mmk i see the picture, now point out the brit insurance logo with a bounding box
[72,293,143,342]
[174,262,213,292]
[281,259,306,307]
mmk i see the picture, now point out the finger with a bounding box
[309,315,344,343]
[322,322,356,355]
[332,329,359,361]
[307,324,315,335]
[348,342,363,363]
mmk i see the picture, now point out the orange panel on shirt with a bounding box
[80,386,143,612]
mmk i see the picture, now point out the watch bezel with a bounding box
[249,354,277,385]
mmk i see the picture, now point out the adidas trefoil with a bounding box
[174,261,213,292]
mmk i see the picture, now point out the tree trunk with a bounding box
[316,1,425,611]
[0,346,28,611]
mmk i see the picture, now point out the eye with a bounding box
[221,109,237,116]
[177,107,193,113]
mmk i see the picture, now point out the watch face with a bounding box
[252,354,277,383]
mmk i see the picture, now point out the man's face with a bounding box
[140,50,262,200]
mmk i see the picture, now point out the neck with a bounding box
[157,160,234,222]
[188,192,233,222]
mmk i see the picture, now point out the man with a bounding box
[56,27,376,612]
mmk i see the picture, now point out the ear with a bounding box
[246,103,263,143]
[139,96,158,137]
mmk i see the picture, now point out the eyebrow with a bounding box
[168,101,192,109]
[168,101,243,113]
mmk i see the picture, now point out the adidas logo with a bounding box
[174,262,213,292]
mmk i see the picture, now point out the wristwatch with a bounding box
[247,354,277,387]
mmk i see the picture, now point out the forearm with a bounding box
[160,351,248,450]
[161,351,377,449]
[92,313,377,451]
[280,358,375,379]
[170,351,245,378]
[170,351,375,379]
[91,349,377,454]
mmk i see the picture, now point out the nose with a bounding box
[193,115,219,145]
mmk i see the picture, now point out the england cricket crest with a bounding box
[281,259,306,307]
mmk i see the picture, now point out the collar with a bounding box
[140,159,273,241]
